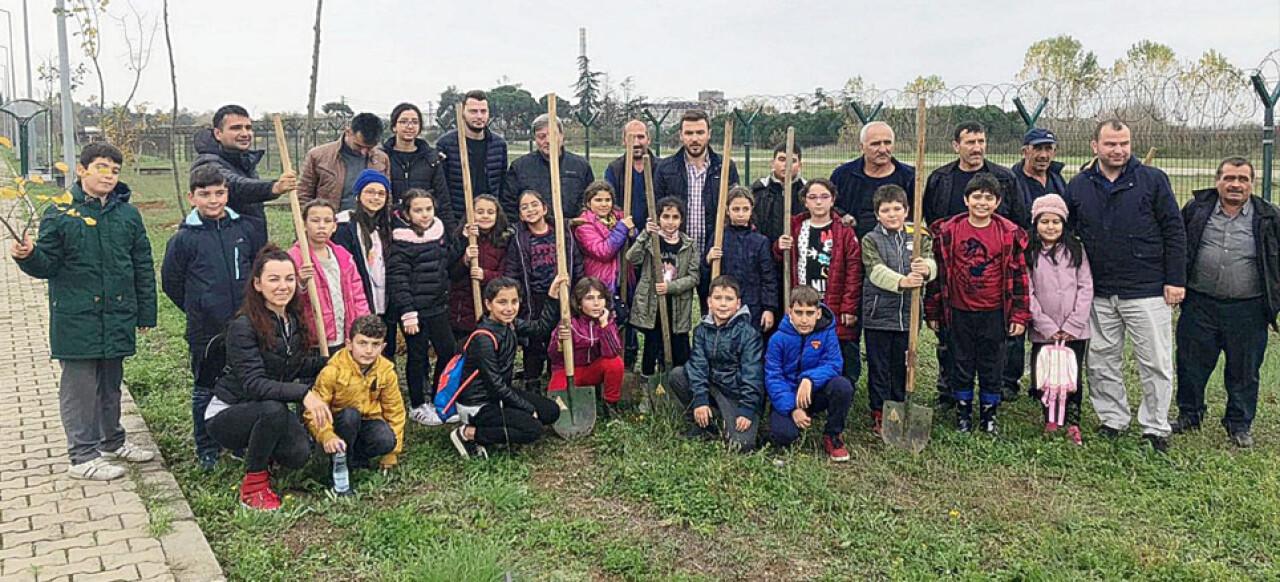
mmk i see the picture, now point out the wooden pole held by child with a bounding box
[642,154,673,368]
[547,95,575,381]
[272,114,329,358]
[455,103,484,321]
[781,127,795,308]
[710,117,735,280]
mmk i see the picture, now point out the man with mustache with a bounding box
[1173,157,1280,448]
[191,104,297,241]
[830,121,916,239]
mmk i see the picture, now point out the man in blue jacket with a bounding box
[1068,119,1187,453]
[437,90,508,226]
[830,121,916,239]
[765,286,853,462]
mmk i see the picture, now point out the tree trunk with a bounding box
[304,0,323,151]
[162,0,182,221]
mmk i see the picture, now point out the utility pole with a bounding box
[55,0,75,178]
[23,0,32,98]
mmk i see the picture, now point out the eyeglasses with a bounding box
[397,119,421,127]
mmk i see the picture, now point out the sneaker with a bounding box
[239,471,281,511]
[1096,425,1122,439]
[1170,417,1201,434]
[1229,431,1254,448]
[444,413,460,424]
[980,405,998,436]
[872,410,883,437]
[449,427,488,459]
[99,442,155,463]
[1044,421,1060,434]
[1066,425,1083,447]
[956,401,973,433]
[197,452,219,470]
[68,457,126,481]
[1142,434,1169,454]
[228,448,246,461]
[824,434,850,462]
[409,404,443,426]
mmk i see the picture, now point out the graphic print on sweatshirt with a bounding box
[660,238,682,283]
[951,220,1003,311]
[529,231,557,292]
[801,222,834,295]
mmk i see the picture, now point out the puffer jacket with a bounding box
[774,212,863,341]
[765,304,842,414]
[626,230,699,333]
[436,128,508,225]
[923,160,1028,229]
[162,208,266,346]
[504,149,595,224]
[304,347,406,466]
[860,222,936,332]
[190,128,276,236]
[505,218,584,319]
[924,213,1031,328]
[387,219,457,328]
[686,306,765,420]
[1183,188,1280,327]
[548,313,622,371]
[456,301,560,413]
[288,241,371,345]
[213,312,325,406]
[751,174,806,243]
[830,156,916,238]
[573,209,631,293]
[332,210,391,316]
[449,229,511,333]
[702,223,779,320]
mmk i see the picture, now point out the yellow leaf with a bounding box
[53,192,73,205]
[54,161,70,174]
[0,136,11,149]
[0,187,18,200]
[35,194,49,201]
[82,216,97,226]
[29,175,43,185]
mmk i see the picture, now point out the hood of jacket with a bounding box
[181,206,243,229]
[193,128,264,170]
[701,304,753,327]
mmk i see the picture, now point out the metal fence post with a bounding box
[848,100,884,125]
[1012,96,1049,129]
[732,106,761,181]
[575,107,599,161]
[642,108,670,158]
[1251,73,1279,202]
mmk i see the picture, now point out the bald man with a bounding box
[604,119,661,228]
[830,121,916,239]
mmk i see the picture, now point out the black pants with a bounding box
[640,327,690,376]
[380,311,398,361]
[404,312,456,408]
[767,376,855,446]
[470,392,561,447]
[1175,292,1269,433]
[206,401,311,473]
[840,339,862,386]
[1029,340,1087,426]
[949,310,1007,406]
[332,408,397,467]
[934,326,956,405]
[1003,332,1026,396]
[865,329,909,412]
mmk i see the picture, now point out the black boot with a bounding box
[956,400,973,433]
[980,404,999,435]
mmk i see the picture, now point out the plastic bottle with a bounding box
[332,451,351,495]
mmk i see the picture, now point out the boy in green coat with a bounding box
[10,143,158,481]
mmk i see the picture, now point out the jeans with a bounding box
[1175,292,1269,433]
[1003,333,1027,396]
[767,376,854,446]
[666,366,760,451]
[189,349,220,459]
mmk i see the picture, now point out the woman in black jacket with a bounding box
[381,102,455,232]
[206,246,331,511]
[449,276,567,459]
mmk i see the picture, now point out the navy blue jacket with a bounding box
[653,147,740,238]
[436,128,508,225]
[1010,159,1069,210]
[830,157,916,239]
[685,306,765,420]
[1067,156,1187,299]
[190,129,276,241]
[702,224,779,320]
[332,211,391,315]
[161,208,266,346]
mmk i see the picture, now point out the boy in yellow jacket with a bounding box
[305,315,406,473]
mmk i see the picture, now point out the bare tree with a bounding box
[114,1,158,113]
[304,0,324,150]
[162,0,183,219]
[62,0,108,112]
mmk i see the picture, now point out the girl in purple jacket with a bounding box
[573,180,634,294]
[1025,194,1093,445]
[548,277,624,409]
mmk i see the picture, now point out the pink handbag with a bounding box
[1036,341,1078,427]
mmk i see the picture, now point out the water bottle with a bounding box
[332,451,351,496]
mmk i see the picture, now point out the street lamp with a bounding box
[0,10,16,102]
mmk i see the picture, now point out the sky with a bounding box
[4,0,1278,117]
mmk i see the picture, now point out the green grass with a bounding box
[72,169,1280,581]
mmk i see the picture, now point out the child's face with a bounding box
[348,332,386,367]
[788,303,820,335]
[588,191,614,219]
[408,197,435,229]
[659,206,682,236]
[964,190,999,220]
[804,184,833,217]
[519,193,547,226]
[708,286,741,324]
[580,288,608,319]
[77,157,121,197]
[877,201,906,231]
[1037,214,1064,244]
[474,199,498,230]
[359,183,388,214]
[486,287,521,324]
[305,206,337,245]
[727,197,752,227]
[771,151,801,180]
[254,259,297,310]
[188,184,229,219]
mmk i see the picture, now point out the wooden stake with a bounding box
[547,95,575,379]
[643,154,673,367]
[709,117,735,280]
[272,115,329,358]
[619,133,635,302]
[905,99,927,393]
[782,127,795,308]
[455,104,484,321]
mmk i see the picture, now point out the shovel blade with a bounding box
[881,400,933,453]
[551,385,597,440]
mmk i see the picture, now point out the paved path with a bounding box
[0,235,224,581]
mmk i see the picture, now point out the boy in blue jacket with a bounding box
[667,276,765,452]
[766,285,854,461]
[162,165,266,468]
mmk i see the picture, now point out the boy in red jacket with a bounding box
[925,173,1030,434]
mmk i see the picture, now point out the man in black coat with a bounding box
[1173,157,1280,448]
[190,105,296,241]
[504,113,595,223]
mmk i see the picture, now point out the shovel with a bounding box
[882,97,934,453]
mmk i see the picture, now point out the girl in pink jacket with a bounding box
[573,181,634,294]
[548,277,625,410]
[292,200,372,350]
[1025,194,1092,445]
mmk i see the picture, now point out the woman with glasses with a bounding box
[380,103,455,232]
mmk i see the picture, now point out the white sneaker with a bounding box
[99,442,156,463]
[409,404,443,426]
[444,413,460,424]
[68,457,126,481]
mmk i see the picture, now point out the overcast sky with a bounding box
[5,0,1278,117]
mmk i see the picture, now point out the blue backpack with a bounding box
[434,329,497,418]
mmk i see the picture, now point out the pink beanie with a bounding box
[1031,193,1068,221]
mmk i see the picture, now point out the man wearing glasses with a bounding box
[380,102,454,230]
[298,112,390,211]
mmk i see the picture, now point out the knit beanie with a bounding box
[1031,193,1068,221]
[353,169,391,197]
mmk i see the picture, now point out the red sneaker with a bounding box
[1044,421,1060,434]
[824,434,850,462]
[873,410,884,437]
[1066,425,1083,447]
[239,470,281,511]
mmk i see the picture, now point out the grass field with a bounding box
[34,166,1279,581]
